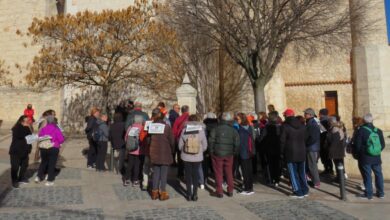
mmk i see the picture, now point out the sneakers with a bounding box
[45,181,54,186]
[359,184,366,191]
[18,179,29,185]
[290,194,304,199]
[240,191,255,196]
[357,194,373,200]
[87,165,94,170]
[344,173,349,179]
[123,180,130,187]
[200,184,205,190]
[132,181,140,187]
[314,183,320,189]
[304,193,309,197]
[378,195,385,199]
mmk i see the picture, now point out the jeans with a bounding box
[241,158,253,192]
[38,148,59,181]
[126,154,141,182]
[287,161,309,196]
[361,163,384,198]
[306,151,320,185]
[87,138,98,167]
[10,154,29,183]
[184,162,200,196]
[152,165,169,191]
[96,141,108,171]
[212,155,234,195]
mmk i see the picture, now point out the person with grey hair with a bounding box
[354,113,385,200]
[303,108,321,188]
[36,115,65,186]
[209,112,240,198]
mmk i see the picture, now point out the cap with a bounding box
[304,108,316,116]
[283,109,295,117]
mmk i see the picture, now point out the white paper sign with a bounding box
[25,134,39,145]
[144,120,153,131]
[148,123,166,134]
[186,125,203,132]
[128,127,140,136]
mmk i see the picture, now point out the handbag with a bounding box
[38,136,54,149]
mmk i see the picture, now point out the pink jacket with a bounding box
[39,124,65,148]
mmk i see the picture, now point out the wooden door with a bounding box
[325,91,338,116]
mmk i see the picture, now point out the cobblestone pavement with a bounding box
[0,136,389,220]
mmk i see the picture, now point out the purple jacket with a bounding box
[39,124,65,148]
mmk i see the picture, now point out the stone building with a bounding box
[0,0,389,136]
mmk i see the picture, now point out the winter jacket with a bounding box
[24,108,35,123]
[173,112,189,142]
[325,126,346,160]
[96,119,109,142]
[9,124,32,157]
[125,108,149,129]
[203,118,218,139]
[238,125,256,160]
[109,121,126,149]
[39,124,65,148]
[280,116,306,163]
[178,122,208,162]
[85,116,97,139]
[260,122,281,156]
[208,120,240,157]
[305,117,321,152]
[148,120,175,165]
[354,123,385,165]
[168,109,179,127]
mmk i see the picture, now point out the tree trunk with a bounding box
[252,80,267,113]
[218,48,225,113]
[101,87,111,116]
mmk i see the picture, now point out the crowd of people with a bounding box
[82,101,386,201]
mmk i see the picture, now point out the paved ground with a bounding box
[0,136,389,220]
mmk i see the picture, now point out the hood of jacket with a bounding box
[285,116,303,129]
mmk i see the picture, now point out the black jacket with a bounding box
[354,123,385,165]
[203,118,219,139]
[9,124,32,157]
[109,121,126,149]
[305,117,321,152]
[261,122,281,156]
[280,117,306,163]
[325,127,345,160]
[168,109,179,128]
[85,116,97,139]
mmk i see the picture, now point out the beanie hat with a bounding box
[283,109,295,117]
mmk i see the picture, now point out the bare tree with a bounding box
[170,0,374,112]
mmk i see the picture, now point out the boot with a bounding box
[151,190,159,200]
[159,191,170,201]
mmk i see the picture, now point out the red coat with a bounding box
[24,108,35,123]
[172,113,189,142]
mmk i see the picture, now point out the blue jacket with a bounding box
[354,123,385,165]
[305,118,321,152]
[238,125,256,160]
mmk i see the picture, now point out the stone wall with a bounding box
[0,0,63,128]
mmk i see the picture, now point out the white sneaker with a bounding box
[359,184,366,191]
[45,181,54,186]
[45,175,48,181]
[222,182,227,189]
[200,184,205,190]
[344,173,349,179]
[34,177,41,183]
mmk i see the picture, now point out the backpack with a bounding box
[184,134,200,154]
[362,126,382,156]
[126,126,140,152]
[92,123,102,142]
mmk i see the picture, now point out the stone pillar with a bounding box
[176,74,197,114]
[351,0,390,132]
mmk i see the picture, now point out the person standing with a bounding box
[209,112,240,198]
[237,113,256,195]
[125,102,149,129]
[280,109,308,198]
[173,105,190,178]
[9,116,32,188]
[319,108,333,175]
[324,117,346,182]
[109,112,126,176]
[24,104,35,124]
[85,107,100,169]
[178,115,208,201]
[36,115,65,186]
[95,114,109,172]
[149,109,175,201]
[354,113,385,200]
[304,108,321,188]
[261,112,282,186]
[169,104,180,127]
[202,112,219,188]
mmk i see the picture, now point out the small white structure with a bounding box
[176,74,197,114]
